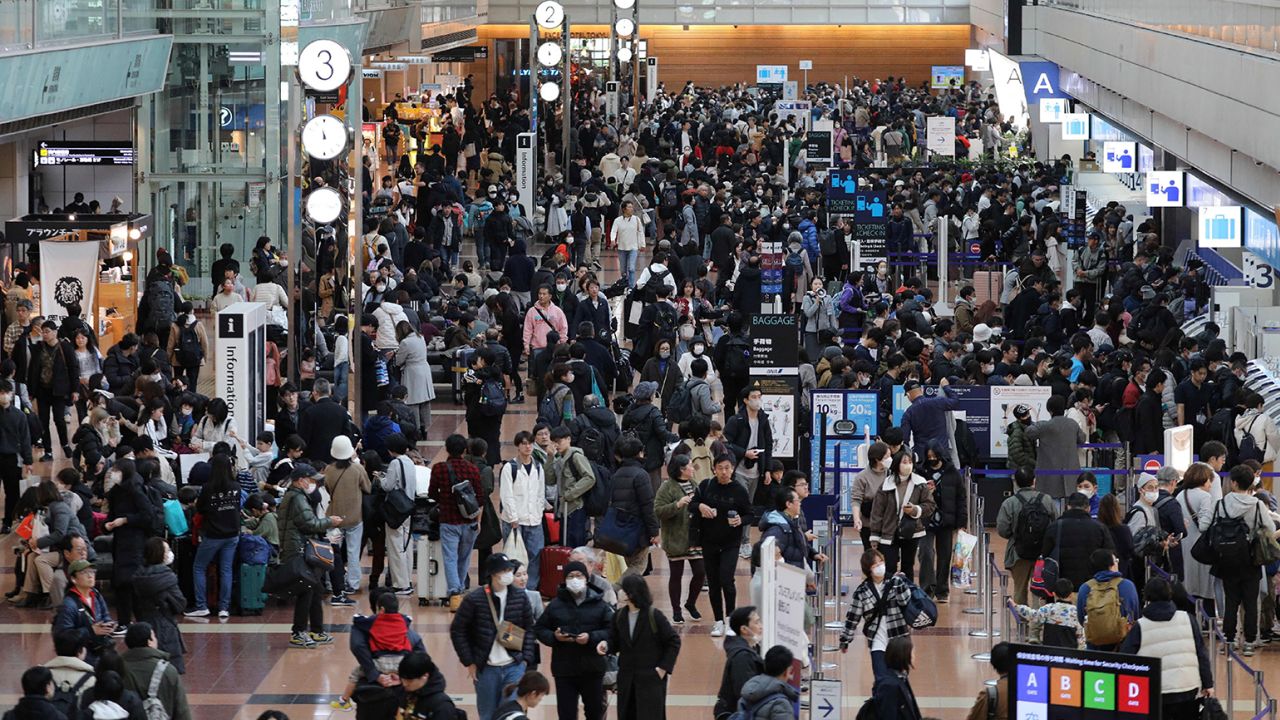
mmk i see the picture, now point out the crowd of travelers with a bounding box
[0,67,1248,720]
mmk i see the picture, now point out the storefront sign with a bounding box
[515,133,536,219]
[39,241,100,326]
[430,45,489,63]
[216,302,268,444]
[926,116,955,156]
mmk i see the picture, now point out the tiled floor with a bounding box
[3,251,1276,719]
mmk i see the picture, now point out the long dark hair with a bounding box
[207,454,238,495]
[205,397,229,425]
[619,574,653,610]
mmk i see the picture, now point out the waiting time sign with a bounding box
[1009,644,1161,720]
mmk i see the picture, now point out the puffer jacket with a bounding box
[277,485,333,563]
[759,510,814,569]
[923,461,967,530]
[611,458,659,538]
[534,584,615,676]
[131,563,188,673]
[738,675,800,720]
[450,584,537,669]
[1006,419,1037,470]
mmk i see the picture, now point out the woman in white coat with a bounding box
[392,320,435,436]
[1177,462,1218,613]
[1235,391,1280,484]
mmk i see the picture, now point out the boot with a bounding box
[15,592,46,608]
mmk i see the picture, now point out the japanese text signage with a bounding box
[1010,644,1161,720]
[749,314,799,376]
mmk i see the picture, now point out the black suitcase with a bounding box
[976,474,1012,527]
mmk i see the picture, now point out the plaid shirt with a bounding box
[428,457,484,525]
[839,574,911,648]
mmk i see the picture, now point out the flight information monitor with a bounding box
[35,141,135,166]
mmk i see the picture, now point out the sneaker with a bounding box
[184,608,211,618]
[309,632,335,646]
[393,586,415,596]
[936,596,950,604]
[513,393,526,404]
[61,445,73,459]
[289,632,316,649]
[671,611,684,626]
[710,620,725,637]
[329,698,354,712]
[684,603,702,621]
[1244,642,1256,657]
[330,595,357,607]
[0,524,10,535]
[111,624,128,638]
[218,610,230,620]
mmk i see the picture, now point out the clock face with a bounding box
[539,82,561,102]
[305,187,344,225]
[301,115,348,161]
[535,0,564,29]
[614,18,635,37]
[536,42,563,67]
[617,47,633,63]
[298,40,352,93]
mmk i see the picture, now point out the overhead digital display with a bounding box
[35,141,135,167]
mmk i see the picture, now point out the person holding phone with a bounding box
[690,454,752,637]
[534,561,614,720]
[867,451,936,583]
[52,559,116,666]
[654,455,706,624]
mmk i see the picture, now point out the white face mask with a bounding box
[555,283,568,292]
[1080,487,1095,499]
[1143,490,1159,504]
[692,344,705,356]
[871,563,886,580]
[495,571,514,587]
[163,550,175,566]
[566,577,587,593]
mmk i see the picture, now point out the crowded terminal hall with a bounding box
[2,2,1278,720]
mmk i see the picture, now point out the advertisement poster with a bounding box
[1009,643,1160,720]
[810,390,878,502]
[753,376,798,459]
[930,65,965,89]
[1101,141,1136,173]
[758,238,783,297]
[1146,171,1183,208]
[749,314,799,375]
[926,116,955,156]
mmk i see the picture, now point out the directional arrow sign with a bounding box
[811,678,841,720]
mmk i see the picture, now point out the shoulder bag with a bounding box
[487,588,526,651]
[383,456,417,529]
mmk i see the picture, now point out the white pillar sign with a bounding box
[645,57,658,101]
[516,132,536,219]
[605,80,619,119]
[927,116,956,156]
[215,302,268,443]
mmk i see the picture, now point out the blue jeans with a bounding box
[870,649,888,681]
[475,660,525,720]
[342,524,363,592]
[333,361,349,404]
[504,523,545,590]
[193,535,239,612]
[618,249,638,287]
[440,522,478,595]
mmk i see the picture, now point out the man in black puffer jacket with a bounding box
[449,553,536,720]
[535,560,614,720]
[620,382,678,487]
[1040,491,1115,588]
[608,436,660,575]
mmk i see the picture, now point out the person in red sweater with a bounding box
[429,434,485,601]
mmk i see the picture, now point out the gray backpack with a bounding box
[142,660,170,720]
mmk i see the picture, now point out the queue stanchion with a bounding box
[1256,670,1265,717]
[969,550,999,638]
[964,500,986,611]
[972,552,999,660]
[824,505,839,605]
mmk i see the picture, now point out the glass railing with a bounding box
[0,0,157,53]
[1042,0,1280,54]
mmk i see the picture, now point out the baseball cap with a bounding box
[484,553,519,576]
[903,380,922,393]
[67,560,94,577]
[290,463,323,480]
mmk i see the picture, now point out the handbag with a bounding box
[593,506,643,557]
[1200,696,1228,720]
[1252,506,1280,566]
[14,512,35,541]
[503,530,529,567]
[304,538,335,569]
[264,554,320,596]
[487,588,526,652]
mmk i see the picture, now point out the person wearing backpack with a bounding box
[499,432,547,590]
[1212,465,1276,655]
[3,666,69,720]
[164,303,207,398]
[714,314,752,417]
[129,538,186,675]
[997,468,1058,609]
[428,434,486,603]
[963,641,1012,720]
[44,631,96,710]
[712,606,764,720]
[671,358,720,425]
[861,636,922,720]
[547,425,598,549]
[838,548,912,681]
[1235,391,1280,486]
[621,382,679,488]
[733,645,799,720]
[119,623,191,720]
[1118,577,1215,719]
[1076,549,1140,651]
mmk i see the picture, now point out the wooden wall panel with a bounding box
[470,24,969,98]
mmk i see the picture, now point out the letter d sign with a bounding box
[1118,675,1149,713]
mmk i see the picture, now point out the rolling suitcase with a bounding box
[416,537,450,607]
[538,503,572,599]
[238,563,268,615]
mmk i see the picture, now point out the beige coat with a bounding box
[323,461,372,529]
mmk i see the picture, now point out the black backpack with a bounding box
[146,279,176,329]
[175,322,203,367]
[1206,500,1252,570]
[576,424,613,467]
[1238,414,1267,464]
[819,228,840,257]
[667,378,700,420]
[577,457,613,517]
[1013,493,1053,560]
[50,673,91,720]
[721,336,752,379]
[638,269,671,304]
[1207,407,1240,460]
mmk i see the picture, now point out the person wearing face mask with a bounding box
[130,537,187,674]
[0,379,32,533]
[449,553,537,720]
[868,451,936,583]
[851,442,892,550]
[838,548,913,681]
[276,463,343,648]
[101,458,154,628]
[534,560,615,720]
[919,443,966,604]
[595,575,681,720]
[185,455,242,621]
[712,606,764,718]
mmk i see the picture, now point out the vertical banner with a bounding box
[749,314,799,460]
[754,376,798,459]
[216,302,268,443]
[516,132,535,219]
[40,241,100,326]
[805,128,833,165]
[926,116,955,156]
[645,57,658,101]
[851,189,888,273]
[604,80,619,120]
[760,539,810,661]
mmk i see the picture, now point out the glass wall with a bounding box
[0,0,156,53]
[1043,0,1280,54]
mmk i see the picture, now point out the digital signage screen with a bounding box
[35,141,134,167]
[1009,643,1161,720]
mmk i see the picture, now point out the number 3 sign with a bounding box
[1245,250,1275,290]
[298,39,352,93]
